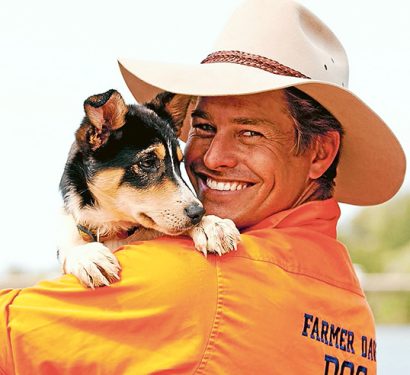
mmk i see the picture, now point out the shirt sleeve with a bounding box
[0,288,21,374]
[0,238,218,374]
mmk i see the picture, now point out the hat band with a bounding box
[201,50,310,79]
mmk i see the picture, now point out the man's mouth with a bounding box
[205,177,251,191]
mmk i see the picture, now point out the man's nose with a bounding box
[203,133,237,170]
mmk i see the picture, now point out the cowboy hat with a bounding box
[118,0,406,206]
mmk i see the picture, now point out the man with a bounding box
[0,0,405,374]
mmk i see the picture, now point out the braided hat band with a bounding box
[201,50,310,79]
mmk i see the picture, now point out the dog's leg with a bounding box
[187,215,240,256]
[56,210,121,288]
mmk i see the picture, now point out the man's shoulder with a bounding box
[0,237,220,373]
[118,235,204,266]
[17,236,218,305]
[115,236,219,300]
[0,237,219,322]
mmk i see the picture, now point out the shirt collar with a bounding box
[243,198,341,238]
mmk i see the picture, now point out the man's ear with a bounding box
[76,89,128,152]
[308,131,340,180]
[145,92,193,137]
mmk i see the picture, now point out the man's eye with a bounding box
[192,123,215,133]
[242,130,263,137]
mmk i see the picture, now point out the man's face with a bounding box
[184,90,316,229]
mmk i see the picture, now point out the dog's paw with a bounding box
[62,242,121,288]
[188,215,240,256]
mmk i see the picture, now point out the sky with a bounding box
[0,0,409,273]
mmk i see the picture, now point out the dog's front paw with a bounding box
[188,215,240,256]
[62,242,121,288]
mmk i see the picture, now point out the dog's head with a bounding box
[62,89,203,235]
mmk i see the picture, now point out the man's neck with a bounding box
[292,180,331,208]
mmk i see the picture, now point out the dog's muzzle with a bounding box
[184,203,205,225]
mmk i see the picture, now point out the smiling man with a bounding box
[185,91,340,228]
[0,0,406,374]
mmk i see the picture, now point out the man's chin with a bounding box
[201,201,241,225]
[195,182,258,228]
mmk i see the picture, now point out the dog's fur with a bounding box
[57,90,239,287]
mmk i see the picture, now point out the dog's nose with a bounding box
[184,203,205,225]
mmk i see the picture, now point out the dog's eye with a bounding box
[138,155,157,171]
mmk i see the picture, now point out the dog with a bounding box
[57,89,240,288]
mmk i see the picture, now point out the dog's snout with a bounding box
[184,203,205,225]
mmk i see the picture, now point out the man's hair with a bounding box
[284,87,344,199]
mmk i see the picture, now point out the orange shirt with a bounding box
[0,199,377,374]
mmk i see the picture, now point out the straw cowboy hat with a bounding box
[118,0,406,206]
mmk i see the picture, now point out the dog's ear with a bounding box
[145,92,192,137]
[76,89,128,151]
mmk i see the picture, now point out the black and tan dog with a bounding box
[58,89,239,288]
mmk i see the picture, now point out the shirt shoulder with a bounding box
[1,238,219,374]
[0,288,21,373]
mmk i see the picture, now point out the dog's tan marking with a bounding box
[88,169,125,218]
[91,169,124,193]
[154,179,180,197]
[153,143,166,160]
[135,143,166,160]
[117,178,180,205]
[176,146,183,162]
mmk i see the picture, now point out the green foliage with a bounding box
[339,192,410,323]
[339,192,410,273]
[366,292,410,324]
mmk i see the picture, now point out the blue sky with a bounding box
[0,0,409,272]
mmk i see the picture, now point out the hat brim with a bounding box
[118,58,406,206]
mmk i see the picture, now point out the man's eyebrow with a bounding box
[232,117,277,127]
[191,109,210,120]
[190,111,279,129]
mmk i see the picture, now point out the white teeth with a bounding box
[208,179,218,189]
[206,178,248,191]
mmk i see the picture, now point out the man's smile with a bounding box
[193,171,255,192]
[194,172,256,195]
[206,177,250,191]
